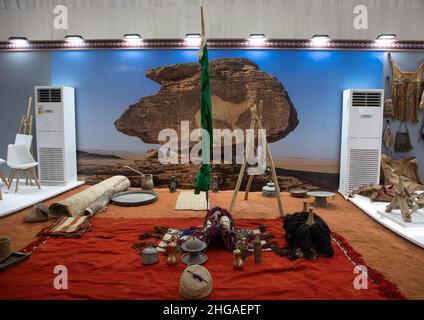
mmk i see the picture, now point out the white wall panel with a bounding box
[0,0,423,40]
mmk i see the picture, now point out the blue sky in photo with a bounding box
[51,49,384,159]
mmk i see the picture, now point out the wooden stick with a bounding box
[0,168,7,185]
[26,96,32,120]
[15,169,20,193]
[229,153,247,212]
[244,175,254,200]
[258,120,284,217]
[31,167,41,189]
[7,169,15,190]
[201,6,205,37]
[18,115,25,134]
[28,115,33,135]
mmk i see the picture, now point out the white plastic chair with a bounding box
[14,134,33,150]
[7,144,41,193]
[14,134,36,186]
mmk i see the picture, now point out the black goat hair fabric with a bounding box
[282,210,334,260]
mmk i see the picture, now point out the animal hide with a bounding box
[381,154,424,194]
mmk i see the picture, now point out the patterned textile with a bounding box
[43,216,92,238]
[135,225,272,254]
[175,191,209,210]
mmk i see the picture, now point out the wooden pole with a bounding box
[201,6,205,37]
[258,120,284,217]
[230,102,284,217]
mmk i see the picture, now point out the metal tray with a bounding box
[111,190,158,206]
[0,252,30,272]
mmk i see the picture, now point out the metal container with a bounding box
[142,174,154,190]
[181,237,208,265]
[262,182,276,197]
[141,247,159,265]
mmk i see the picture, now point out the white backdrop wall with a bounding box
[0,0,424,41]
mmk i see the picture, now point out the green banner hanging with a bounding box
[194,38,213,195]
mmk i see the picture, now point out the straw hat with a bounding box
[0,237,11,262]
[179,264,213,300]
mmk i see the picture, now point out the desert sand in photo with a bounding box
[274,157,340,174]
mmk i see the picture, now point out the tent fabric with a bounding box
[0,217,404,300]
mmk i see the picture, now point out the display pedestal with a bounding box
[378,209,424,230]
[0,180,84,218]
[348,194,424,248]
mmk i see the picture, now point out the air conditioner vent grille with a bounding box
[38,147,65,182]
[37,88,62,103]
[352,92,382,107]
[347,148,380,192]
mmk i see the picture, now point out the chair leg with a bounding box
[25,170,33,186]
[30,168,41,189]
[7,169,15,190]
[0,168,7,185]
[15,169,20,193]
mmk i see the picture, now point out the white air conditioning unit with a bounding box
[34,86,77,185]
[339,89,384,197]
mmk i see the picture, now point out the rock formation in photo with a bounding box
[115,58,298,144]
[76,58,330,191]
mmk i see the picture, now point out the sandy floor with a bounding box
[0,186,423,299]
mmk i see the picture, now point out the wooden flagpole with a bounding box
[200,6,209,210]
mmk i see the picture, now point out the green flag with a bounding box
[194,39,213,194]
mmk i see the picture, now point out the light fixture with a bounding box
[123,33,143,45]
[123,33,142,40]
[375,33,397,47]
[376,33,397,41]
[311,34,330,46]
[184,33,202,46]
[8,36,29,47]
[248,33,267,46]
[65,35,84,43]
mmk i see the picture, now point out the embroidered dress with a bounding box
[389,53,424,123]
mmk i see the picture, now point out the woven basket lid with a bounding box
[179,264,213,300]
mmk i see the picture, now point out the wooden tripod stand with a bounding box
[229,101,284,217]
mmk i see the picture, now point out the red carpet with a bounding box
[0,217,404,300]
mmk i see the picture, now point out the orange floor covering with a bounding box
[0,187,423,299]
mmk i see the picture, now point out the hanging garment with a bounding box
[383,76,394,118]
[394,121,413,153]
[420,90,424,110]
[383,120,393,155]
[389,53,424,123]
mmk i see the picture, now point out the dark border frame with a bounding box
[1,38,424,51]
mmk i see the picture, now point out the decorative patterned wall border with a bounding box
[1,39,424,51]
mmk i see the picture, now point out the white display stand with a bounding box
[349,194,424,248]
[0,179,84,218]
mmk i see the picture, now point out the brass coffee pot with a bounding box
[166,241,178,266]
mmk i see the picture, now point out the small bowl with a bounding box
[289,188,308,198]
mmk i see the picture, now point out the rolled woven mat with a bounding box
[84,189,115,216]
[0,237,11,261]
[49,175,130,217]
